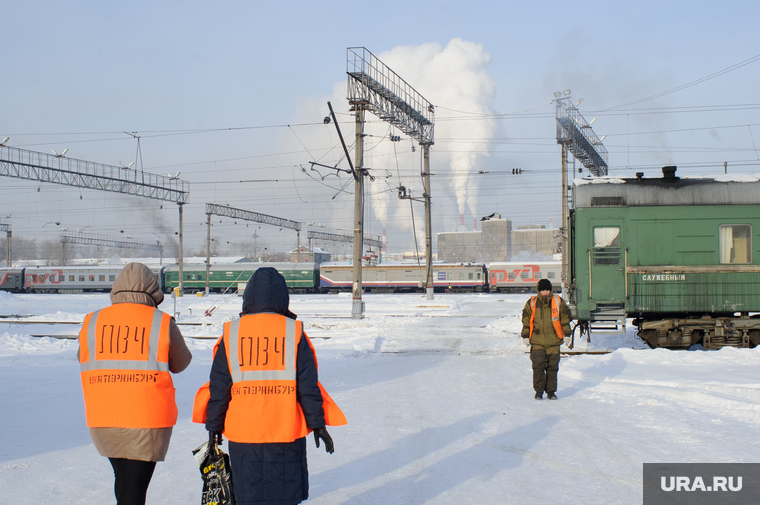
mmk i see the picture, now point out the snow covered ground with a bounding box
[1,290,758,504]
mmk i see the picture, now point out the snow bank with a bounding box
[0,291,17,301]
[0,332,77,357]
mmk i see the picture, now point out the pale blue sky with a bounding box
[2,1,759,255]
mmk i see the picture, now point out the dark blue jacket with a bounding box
[206,267,324,505]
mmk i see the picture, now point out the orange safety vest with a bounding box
[79,303,177,428]
[192,313,346,443]
[529,295,565,340]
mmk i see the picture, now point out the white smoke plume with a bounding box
[289,39,498,249]
[376,39,498,237]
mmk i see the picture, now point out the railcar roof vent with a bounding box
[662,165,678,180]
[591,196,625,206]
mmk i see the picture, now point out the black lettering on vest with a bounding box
[138,327,145,355]
[274,336,285,365]
[122,326,129,354]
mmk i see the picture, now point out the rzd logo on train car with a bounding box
[490,265,540,283]
[24,270,63,287]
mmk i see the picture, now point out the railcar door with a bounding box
[589,221,626,303]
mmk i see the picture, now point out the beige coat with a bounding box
[79,263,192,462]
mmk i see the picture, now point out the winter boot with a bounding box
[534,391,543,400]
[547,392,558,400]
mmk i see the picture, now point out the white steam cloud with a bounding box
[376,39,498,231]
[290,39,498,248]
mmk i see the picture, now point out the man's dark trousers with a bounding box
[530,347,560,393]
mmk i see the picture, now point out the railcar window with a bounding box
[548,272,555,279]
[99,275,105,281]
[89,275,95,282]
[719,224,752,264]
[593,227,622,265]
[79,275,85,282]
[594,227,620,247]
[508,273,516,280]
[69,275,75,282]
[109,275,115,281]
[468,273,473,280]
[536,271,542,278]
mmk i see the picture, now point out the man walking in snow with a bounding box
[521,279,572,400]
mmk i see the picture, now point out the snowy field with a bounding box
[1,290,758,504]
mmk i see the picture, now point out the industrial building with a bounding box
[437,214,559,263]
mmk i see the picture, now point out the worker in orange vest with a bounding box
[521,279,572,400]
[78,263,192,505]
[204,267,345,505]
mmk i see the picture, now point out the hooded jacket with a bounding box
[521,282,572,354]
[206,267,324,505]
[81,263,192,462]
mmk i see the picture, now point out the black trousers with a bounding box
[108,458,157,505]
[530,347,560,393]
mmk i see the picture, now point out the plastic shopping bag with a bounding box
[192,440,235,505]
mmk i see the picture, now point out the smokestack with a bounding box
[473,219,478,231]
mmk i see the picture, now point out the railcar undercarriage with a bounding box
[633,315,760,349]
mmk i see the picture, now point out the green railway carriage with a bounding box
[163,262,319,292]
[571,166,760,349]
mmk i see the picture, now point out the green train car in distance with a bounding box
[163,262,319,293]
[571,166,760,349]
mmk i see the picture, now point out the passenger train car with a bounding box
[319,263,487,292]
[487,261,562,293]
[162,262,319,292]
[0,261,559,294]
[0,265,162,293]
[570,166,760,349]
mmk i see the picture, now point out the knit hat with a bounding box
[537,279,552,292]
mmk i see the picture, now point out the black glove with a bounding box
[313,426,334,454]
[208,431,223,454]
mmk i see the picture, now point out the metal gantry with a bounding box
[306,229,382,262]
[555,96,608,176]
[59,232,163,266]
[206,204,302,231]
[204,203,304,294]
[554,91,608,300]
[347,47,435,145]
[0,145,189,202]
[307,230,382,248]
[346,47,436,316]
[0,144,189,289]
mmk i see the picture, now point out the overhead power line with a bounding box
[605,53,760,110]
